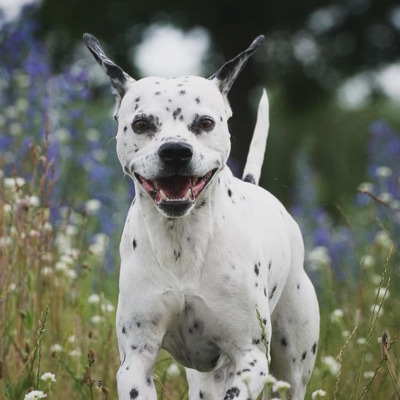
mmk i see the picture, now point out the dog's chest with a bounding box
[161,293,223,372]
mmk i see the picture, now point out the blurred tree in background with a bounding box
[29,0,400,207]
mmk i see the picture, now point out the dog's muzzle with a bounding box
[135,142,216,217]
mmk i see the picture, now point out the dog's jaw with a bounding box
[134,169,218,218]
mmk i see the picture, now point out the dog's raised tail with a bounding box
[242,89,269,186]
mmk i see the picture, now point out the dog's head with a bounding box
[83,33,264,217]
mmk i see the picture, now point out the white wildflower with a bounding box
[360,255,375,269]
[65,268,77,280]
[55,261,68,272]
[375,287,389,300]
[3,203,12,214]
[311,389,327,399]
[85,199,102,215]
[101,302,115,313]
[88,294,101,304]
[374,230,392,248]
[89,233,109,256]
[390,199,400,210]
[379,192,393,202]
[8,283,17,292]
[40,372,56,383]
[264,374,277,386]
[363,371,375,379]
[331,309,344,323]
[65,247,80,259]
[273,380,291,394]
[86,128,100,141]
[68,335,76,344]
[0,236,12,248]
[166,362,180,377]
[375,166,392,178]
[28,195,40,207]
[356,337,367,345]
[358,182,374,192]
[54,128,70,143]
[308,246,331,270]
[24,390,47,400]
[41,267,53,276]
[66,224,79,236]
[370,304,383,315]
[50,343,63,353]
[241,371,252,384]
[371,274,382,285]
[29,230,40,238]
[43,222,53,232]
[342,330,350,338]
[91,315,105,324]
[321,355,340,376]
[9,122,22,136]
[68,349,82,358]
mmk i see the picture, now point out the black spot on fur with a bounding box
[136,322,141,328]
[312,342,317,354]
[302,351,307,361]
[195,97,200,104]
[227,188,232,197]
[263,287,267,297]
[146,376,152,385]
[297,283,300,289]
[268,261,272,270]
[155,91,161,95]
[131,345,137,350]
[243,174,256,184]
[254,264,259,276]
[135,97,140,102]
[242,368,250,372]
[123,126,127,132]
[130,388,139,399]
[166,107,170,112]
[269,284,277,300]
[179,114,184,121]
[252,338,260,345]
[199,390,204,399]
[179,90,186,95]
[122,326,126,334]
[172,108,182,120]
[281,337,288,347]
[262,319,267,325]
[224,387,240,400]
[132,239,137,250]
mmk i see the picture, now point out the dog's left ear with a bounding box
[209,35,264,96]
[83,33,135,108]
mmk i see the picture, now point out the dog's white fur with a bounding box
[83,34,319,400]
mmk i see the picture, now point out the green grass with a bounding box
[1,141,399,400]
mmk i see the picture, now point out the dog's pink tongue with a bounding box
[156,176,191,199]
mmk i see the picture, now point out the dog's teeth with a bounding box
[160,189,167,200]
[192,177,198,185]
[183,188,191,200]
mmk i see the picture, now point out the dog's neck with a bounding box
[135,168,231,274]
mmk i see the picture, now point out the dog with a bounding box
[83,33,320,400]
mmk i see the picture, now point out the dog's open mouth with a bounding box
[135,169,216,215]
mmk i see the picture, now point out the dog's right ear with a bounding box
[83,33,135,109]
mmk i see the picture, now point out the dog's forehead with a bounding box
[122,76,226,111]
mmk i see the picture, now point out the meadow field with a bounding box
[1,11,400,400]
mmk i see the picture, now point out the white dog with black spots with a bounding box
[83,33,320,400]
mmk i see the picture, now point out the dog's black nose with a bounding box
[158,142,193,167]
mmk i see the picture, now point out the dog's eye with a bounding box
[198,117,215,131]
[132,119,149,133]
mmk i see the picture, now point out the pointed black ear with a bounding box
[83,33,135,100]
[209,35,264,96]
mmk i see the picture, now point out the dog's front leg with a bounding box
[116,325,161,400]
[223,347,270,400]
